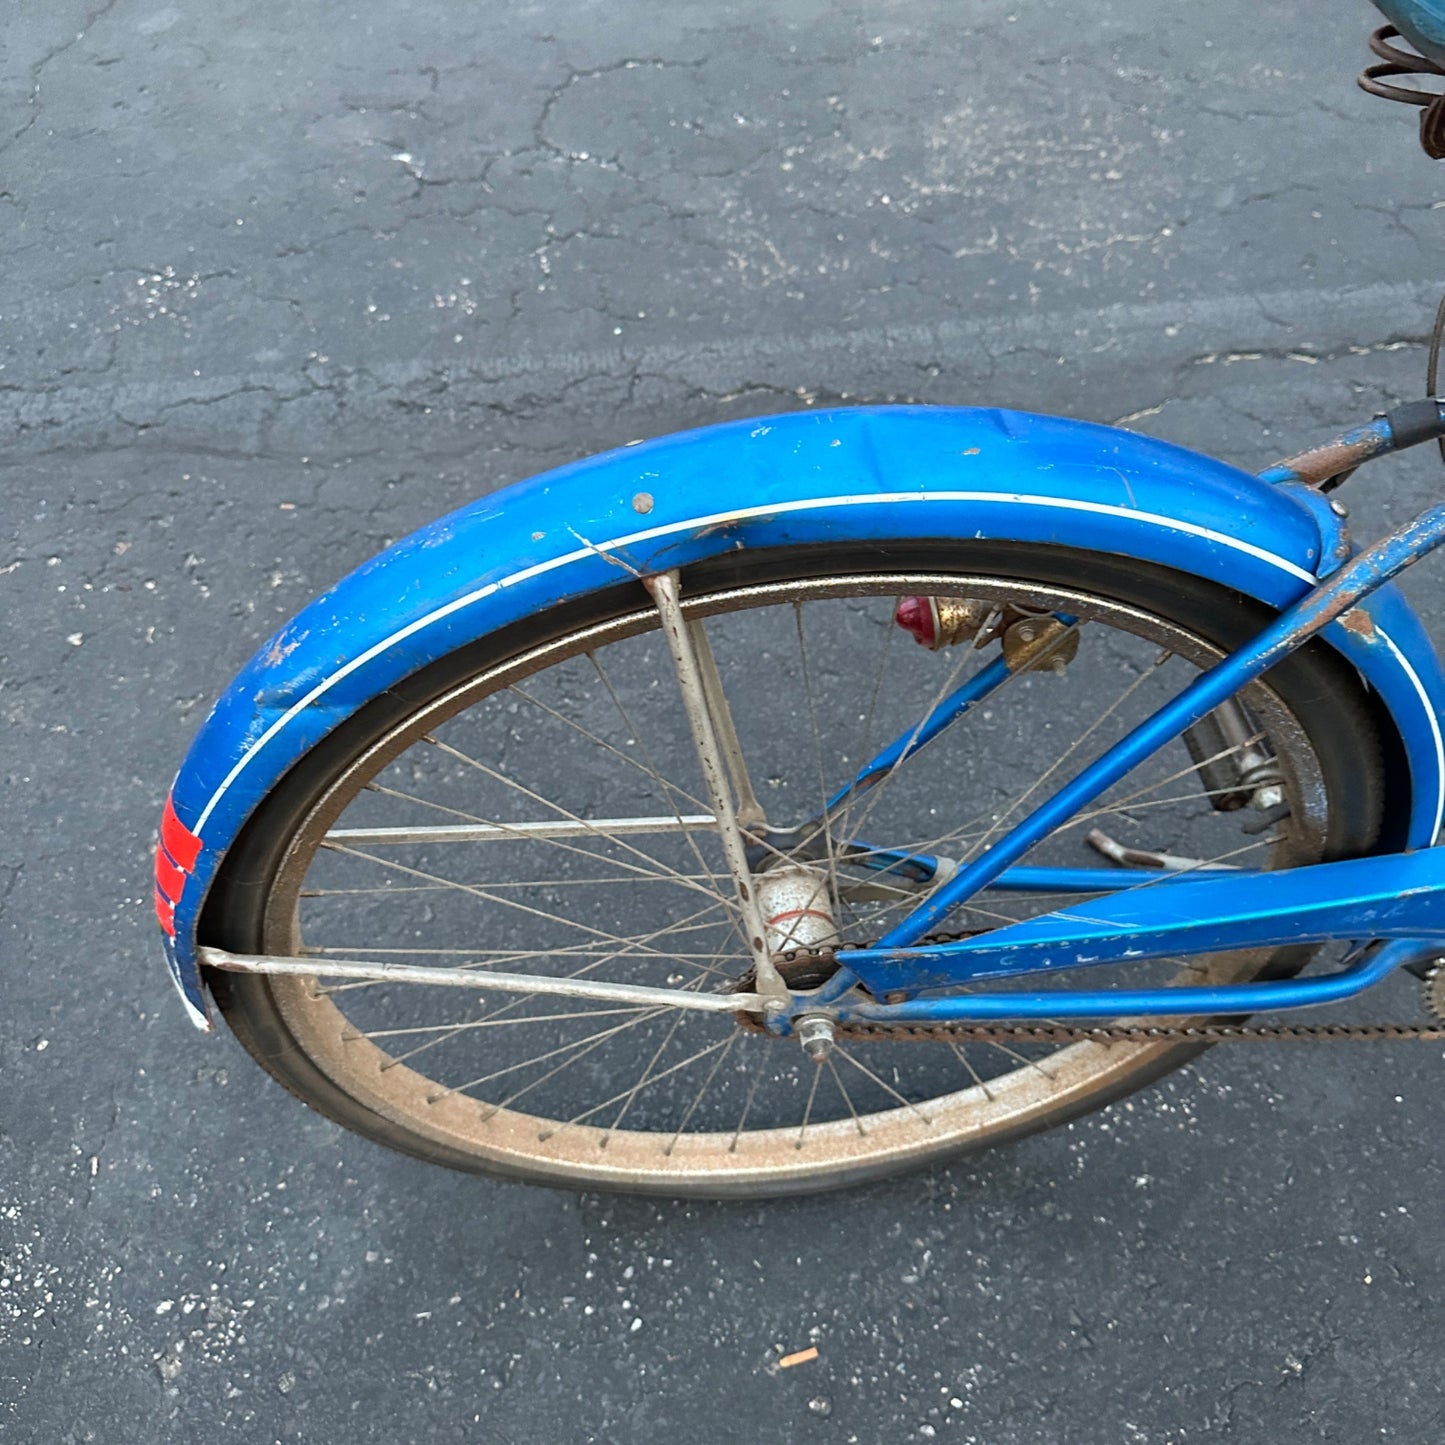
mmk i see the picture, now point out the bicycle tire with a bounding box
[203,540,1387,1196]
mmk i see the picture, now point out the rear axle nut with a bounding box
[795,1015,837,1062]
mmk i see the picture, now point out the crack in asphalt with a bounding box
[1,277,1437,455]
[2,0,122,155]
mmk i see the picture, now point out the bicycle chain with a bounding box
[738,933,1445,1044]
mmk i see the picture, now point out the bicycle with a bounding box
[154,2,1445,1195]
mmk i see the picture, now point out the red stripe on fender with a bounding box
[160,793,202,872]
[154,888,176,936]
[154,843,186,904]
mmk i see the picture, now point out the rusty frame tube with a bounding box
[1257,397,1445,488]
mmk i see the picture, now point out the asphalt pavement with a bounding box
[4,1,1445,1440]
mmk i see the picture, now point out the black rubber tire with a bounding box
[203,541,1393,1193]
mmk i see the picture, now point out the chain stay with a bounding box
[749,935,1445,1044]
[836,1020,1445,1044]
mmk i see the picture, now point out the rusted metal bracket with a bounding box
[1257,398,1445,491]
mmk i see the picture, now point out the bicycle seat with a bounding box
[1375,0,1445,64]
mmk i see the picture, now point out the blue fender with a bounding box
[153,406,1445,1027]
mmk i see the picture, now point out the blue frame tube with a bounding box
[839,845,1230,892]
[820,653,1014,815]
[834,937,1440,1024]
[981,865,1228,892]
[841,847,1445,993]
[1256,416,1396,487]
[1256,400,1445,488]
[812,502,1445,1007]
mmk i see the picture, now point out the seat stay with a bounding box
[839,848,1445,995]
[815,653,1014,819]
[812,613,1079,824]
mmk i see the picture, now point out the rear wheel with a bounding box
[205,543,1385,1195]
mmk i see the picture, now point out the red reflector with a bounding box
[160,793,202,871]
[895,595,936,647]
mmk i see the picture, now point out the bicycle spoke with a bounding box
[729,1047,771,1152]
[794,1063,824,1151]
[871,653,1171,869]
[980,1038,1058,1081]
[351,1006,653,1041]
[829,618,1080,855]
[826,1056,868,1137]
[600,1009,692,1144]
[665,1030,739,1155]
[587,648,759,960]
[435,1007,670,1103]
[817,634,984,857]
[1086,729,1268,816]
[422,735,742,914]
[854,605,897,775]
[538,1032,734,1140]
[507,679,711,817]
[323,842,726,965]
[840,744,1273,879]
[956,651,1169,867]
[949,1042,996,1099]
[795,602,844,909]
[832,1045,935,1124]
[384,1004,662,1071]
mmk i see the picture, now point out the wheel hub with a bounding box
[733,865,843,1037]
[754,863,840,957]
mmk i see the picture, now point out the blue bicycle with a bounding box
[155,3,1445,1194]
